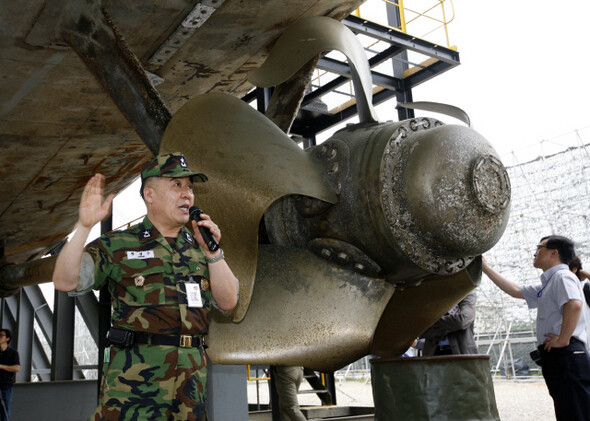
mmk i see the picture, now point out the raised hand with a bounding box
[79,174,115,229]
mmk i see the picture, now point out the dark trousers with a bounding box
[434,345,452,356]
[541,338,590,421]
[0,387,12,421]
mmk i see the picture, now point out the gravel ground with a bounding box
[491,380,554,421]
[248,378,556,420]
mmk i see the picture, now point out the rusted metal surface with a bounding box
[159,92,339,322]
[0,0,363,265]
[164,95,509,367]
[264,57,319,133]
[0,256,57,297]
[1,3,511,375]
[263,119,509,284]
[60,2,171,156]
[207,246,396,372]
[152,0,363,108]
[207,250,479,371]
[370,258,482,357]
[25,0,171,155]
[379,120,510,273]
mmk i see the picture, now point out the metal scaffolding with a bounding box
[478,126,590,377]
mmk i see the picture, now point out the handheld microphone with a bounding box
[189,206,220,252]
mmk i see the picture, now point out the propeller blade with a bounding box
[160,92,337,321]
[248,16,378,123]
[398,101,471,127]
[208,245,395,371]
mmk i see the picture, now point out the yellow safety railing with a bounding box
[311,0,456,112]
[247,364,270,381]
[246,366,327,388]
[355,0,456,48]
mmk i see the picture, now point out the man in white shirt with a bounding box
[482,235,590,421]
[568,256,590,355]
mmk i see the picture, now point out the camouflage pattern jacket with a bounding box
[85,217,212,335]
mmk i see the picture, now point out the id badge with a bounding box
[186,282,203,307]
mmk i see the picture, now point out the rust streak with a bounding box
[183,61,221,82]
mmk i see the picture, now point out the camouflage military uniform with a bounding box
[86,216,213,421]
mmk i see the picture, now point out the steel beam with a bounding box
[75,293,100,344]
[343,15,460,65]
[51,291,75,380]
[302,44,404,108]
[17,290,34,381]
[4,291,52,381]
[317,57,402,92]
[23,285,54,343]
[404,58,456,89]
[292,88,399,137]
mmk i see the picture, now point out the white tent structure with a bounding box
[477,125,590,377]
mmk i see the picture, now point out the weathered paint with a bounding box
[0,0,363,264]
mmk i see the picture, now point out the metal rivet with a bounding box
[399,126,408,138]
[337,252,348,261]
[321,249,332,257]
[328,162,339,174]
[444,261,454,273]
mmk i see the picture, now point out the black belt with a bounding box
[106,328,206,348]
[134,332,206,348]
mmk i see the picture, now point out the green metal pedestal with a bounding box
[371,355,500,421]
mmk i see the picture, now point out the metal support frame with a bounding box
[302,368,336,406]
[256,87,273,113]
[16,290,34,381]
[386,1,415,121]
[51,290,75,380]
[342,15,460,65]
[269,367,279,421]
[316,56,402,92]
[4,288,53,382]
[243,8,460,138]
[302,134,316,149]
[76,293,100,341]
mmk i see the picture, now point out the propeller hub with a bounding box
[379,120,511,273]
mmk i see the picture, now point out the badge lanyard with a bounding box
[537,271,559,298]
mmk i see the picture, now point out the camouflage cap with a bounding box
[140,152,208,182]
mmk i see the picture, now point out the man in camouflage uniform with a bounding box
[52,152,239,421]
